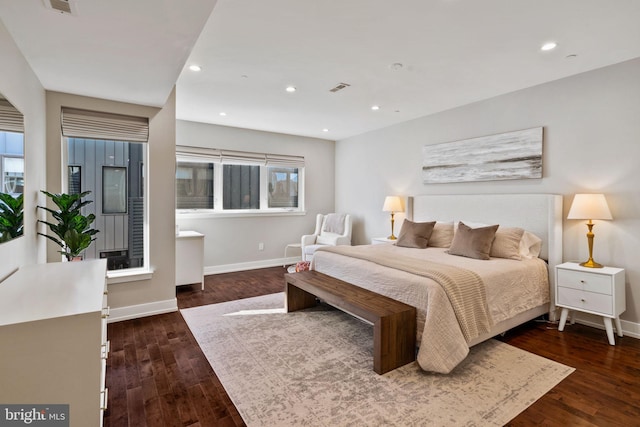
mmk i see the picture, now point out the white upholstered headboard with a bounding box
[407,193,563,319]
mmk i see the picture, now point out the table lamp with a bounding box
[382,196,404,240]
[567,193,612,268]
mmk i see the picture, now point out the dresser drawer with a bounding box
[557,269,612,295]
[557,287,614,316]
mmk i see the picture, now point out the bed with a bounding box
[311,193,563,373]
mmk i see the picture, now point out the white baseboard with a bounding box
[573,315,640,340]
[205,257,300,275]
[107,298,178,323]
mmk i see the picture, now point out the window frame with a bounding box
[176,148,305,217]
[63,137,150,279]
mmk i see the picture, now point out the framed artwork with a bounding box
[422,127,543,184]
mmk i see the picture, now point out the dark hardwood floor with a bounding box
[104,267,640,427]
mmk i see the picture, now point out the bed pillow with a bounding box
[427,221,455,248]
[447,221,499,260]
[396,220,436,249]
[519,231,543,259]
[490,227,525,260]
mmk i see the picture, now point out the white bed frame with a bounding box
[407,193,563,343]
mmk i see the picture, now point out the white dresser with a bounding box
[176,230,205,290]
[0,259,108,426]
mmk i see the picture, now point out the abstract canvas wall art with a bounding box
[422,127,543,184]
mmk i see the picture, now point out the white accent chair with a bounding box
[301,213,352,262]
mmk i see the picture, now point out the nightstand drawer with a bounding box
[557,287,613,316]
[557,269,612,295]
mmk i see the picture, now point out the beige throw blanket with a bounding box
[314,245,495,373]
[317,245,493,342]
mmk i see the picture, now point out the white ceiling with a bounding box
[2,0,640,141]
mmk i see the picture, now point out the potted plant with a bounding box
[0,192,24,243]
[37,190,99,261]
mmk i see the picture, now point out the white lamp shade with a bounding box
[382,196,404,213]
[567,193,612,220]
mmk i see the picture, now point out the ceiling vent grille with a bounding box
[43,0,77,15]
[329,83,351,93]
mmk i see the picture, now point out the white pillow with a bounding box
[519,231,542,259]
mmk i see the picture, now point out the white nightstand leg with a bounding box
[614,317,624,337]
[603,317,615,345]
[558,308,570,331]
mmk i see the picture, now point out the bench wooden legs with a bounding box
[286,275,416,374]
[374,310,416,375]
[285,282,317,312]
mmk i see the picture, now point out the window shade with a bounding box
[61,107,149,142]
[0,99,24,133]
[176,145,221,163]
[220,150,266,165]
[266,153,305,167]
[176,146,305,167]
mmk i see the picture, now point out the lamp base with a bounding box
[579,259,604,268]
[387,234,397,240]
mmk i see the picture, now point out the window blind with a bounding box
[176,146,304,167]
[176,146,221,163]
[220,150,266,166]
[265,153,305,167]
[61,107,149,142]
[0,99,24,133]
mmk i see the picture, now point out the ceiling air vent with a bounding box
[329,83,351,93]
[43,0,77,16]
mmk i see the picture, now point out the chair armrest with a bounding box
[334,236,352,246]
[301,234,317,246]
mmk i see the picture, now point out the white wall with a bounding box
[176,120,335,272]
[0,20,46,280]
[336,58,640,328]
[45,89,178,315]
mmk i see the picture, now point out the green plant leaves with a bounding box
[0,192,24,242]
[37,190,99,261]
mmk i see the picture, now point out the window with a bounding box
[102,166,127,214]
[176,147,304,214]
[1,156,24,196]
[176,161,214,209]
[68,166,81,195]
[62,108,149,272]
[223,164,260,210]
[268,167,298,208]
[0,130,24,197]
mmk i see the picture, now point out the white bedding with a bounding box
[311,244,549,373]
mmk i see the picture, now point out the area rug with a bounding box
[181,293,574,426]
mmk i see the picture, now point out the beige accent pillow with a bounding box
[427,221,455,248]
[396,220,436,249]
[490,227,525,260]
[447,221,499,260]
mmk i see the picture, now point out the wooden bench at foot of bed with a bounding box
[284,270,416,374]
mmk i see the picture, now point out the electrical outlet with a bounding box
[258,242,264,251]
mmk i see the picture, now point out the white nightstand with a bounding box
[555,262,625,345]
[371,237,397,245]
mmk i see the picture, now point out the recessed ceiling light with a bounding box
[219,112,227,116]
[322,128,329,132]
[371,105,380,111]
[189,65,202,72]
[285,86,297,93]
[540,42,558,51]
